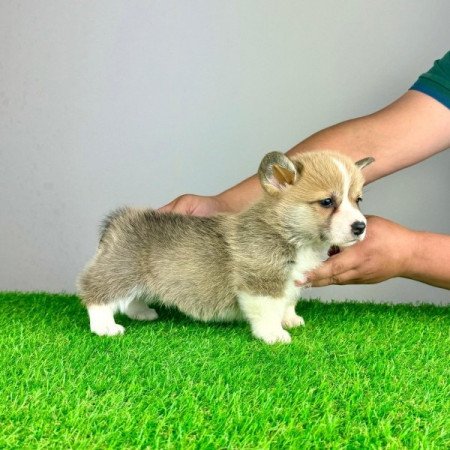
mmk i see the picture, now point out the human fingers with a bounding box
[158,199,178,213]
[158,194,229,216]
[307,248,361,287]
[158,194,197,215]
[310,268,363,287]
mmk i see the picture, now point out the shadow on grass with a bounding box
[0,292,243,336]
[1,292,448,336]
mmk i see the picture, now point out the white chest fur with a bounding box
[236,244,328,345]
[284,245,328,302]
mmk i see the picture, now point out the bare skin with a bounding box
[160,91,450,290]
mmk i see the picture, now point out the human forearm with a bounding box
[405,231,450,290]
[162,91,449,216]
[219,90,450,211]
[290,91,450,182]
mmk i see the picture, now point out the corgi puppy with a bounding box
[78,151,373,344]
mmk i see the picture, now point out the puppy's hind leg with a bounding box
[123,296,158,322]
[87,303,125,336]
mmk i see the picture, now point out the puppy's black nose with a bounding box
[351,221,366,236]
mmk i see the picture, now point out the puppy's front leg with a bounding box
[238,293,291,344]
[282,301,305,329]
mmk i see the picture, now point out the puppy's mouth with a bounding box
[327,239,360,256]
[328,245,341,257]
[340,239,359,247]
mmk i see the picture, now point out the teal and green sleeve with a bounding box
[410,51,450,108]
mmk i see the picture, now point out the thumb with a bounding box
[158,195,195,215]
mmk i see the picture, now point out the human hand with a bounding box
[306,216,414,287]
[158,194,233,217]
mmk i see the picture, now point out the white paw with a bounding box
[282,314,305,329]
[127,308,158,321]
[253,327,292,345]
[90,323,125,337]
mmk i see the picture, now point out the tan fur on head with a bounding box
[78,150,373,343]
[257,150,373,246]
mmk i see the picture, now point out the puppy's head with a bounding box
[258,151,374,247]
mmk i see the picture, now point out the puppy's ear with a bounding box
[258,151,299,195]
[355,157,375,170]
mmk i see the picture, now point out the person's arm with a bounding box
[304,216,450,290]
[160,90,450,215]
[407,231,450,289]
[217,90,450,211]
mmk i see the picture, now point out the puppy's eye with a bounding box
[356,197,363,204]
[319,198,334,208]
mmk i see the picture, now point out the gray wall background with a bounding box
[1,1,449,304]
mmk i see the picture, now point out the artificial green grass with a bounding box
[0,292,449,449]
